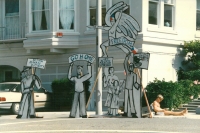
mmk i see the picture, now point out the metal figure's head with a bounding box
[108,67,114,74]
[21,66,32,78]
[110,14,115,25]
[77,65,83,76]
[113,80,119,87]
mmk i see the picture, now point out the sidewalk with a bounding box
[1,111,200,119]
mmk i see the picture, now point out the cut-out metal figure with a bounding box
[110,80,125,116]
[16,66,42,119]
[68,62,92,118]
[123,53,141,118]
[93,1,140,57]
[103,67,119,115]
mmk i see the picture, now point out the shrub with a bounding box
[178,69,200,81]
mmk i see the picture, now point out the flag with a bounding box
[131,47,138,54]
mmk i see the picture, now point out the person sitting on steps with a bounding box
[152,94,187,116]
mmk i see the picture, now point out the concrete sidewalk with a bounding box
[1,111,200,119]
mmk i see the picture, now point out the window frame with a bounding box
[57,0,76,32]
[31,0,50,32]
[148,0,159,26]
[0,0,20,27]
[87,0,107,31]
[0,0,20,38]
[148,0,175,30]
[86,0,130,31]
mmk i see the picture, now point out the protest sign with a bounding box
[69,54,95,64]
[99,57,113,67]
[26,59,46,69]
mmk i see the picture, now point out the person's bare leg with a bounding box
[164,110,184,116]
[100,40,109,57]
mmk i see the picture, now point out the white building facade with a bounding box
[0,0,199,110]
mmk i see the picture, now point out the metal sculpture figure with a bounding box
[123,53,141,118]
[93,1,140,57]
[16,66,42,119]
[68,62,92,118]
[110,80,125,116]
[103,67,119,115]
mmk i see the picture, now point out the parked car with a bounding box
[0,82,51,114]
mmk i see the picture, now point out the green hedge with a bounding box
[145,78,200,110]
[51,77,90,111]
[178,69,200,81]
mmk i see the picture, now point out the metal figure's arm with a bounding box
[103,72,108,88]
[87,25,110,30]
[96,26,110,30]
[81,64,92,81]
[34,75,42,89]
[21,81,24,93]
[133,72,141,90]
[124,54,129,73]
[68,63,75,81]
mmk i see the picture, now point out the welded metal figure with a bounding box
[103,67,119,115]
[123,53,141,118]
[89,1,140,57]
[110,80,125,116]
[68,62,92,118]
[16,66,42,119]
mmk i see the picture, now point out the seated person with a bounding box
[152,94,187,116]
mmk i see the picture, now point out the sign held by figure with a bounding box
[27,58,46,69]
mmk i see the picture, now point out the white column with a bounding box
[96,0,102,115]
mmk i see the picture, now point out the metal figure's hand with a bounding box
[87,62,91,66]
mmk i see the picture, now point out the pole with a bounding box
[86,68,102,109]
[135,68,152,118]
[96,0,102,115]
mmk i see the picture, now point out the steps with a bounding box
[177,98,200,113]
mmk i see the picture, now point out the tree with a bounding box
[177,40,200,80]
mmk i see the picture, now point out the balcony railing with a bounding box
[0,23,26,41]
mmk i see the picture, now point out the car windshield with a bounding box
[0,84,17,92]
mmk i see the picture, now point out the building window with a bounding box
[59,0,74,30]
[149,0,174,28]
[88,0,106,26]
[112,0,130,15]
[197,0,200,30]
[32,0,50,31]
[149,0,158,25]
[5,0,19,37]
[164,1,173,27]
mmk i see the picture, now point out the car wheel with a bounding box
[11,103,20,114]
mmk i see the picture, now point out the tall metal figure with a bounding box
[16,66,42,119]
[94,1,140,57]
[123,53,141,118]
[68,62,92,118]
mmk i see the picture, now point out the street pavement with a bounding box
[1,111,200,133]
[1,111,200,119]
